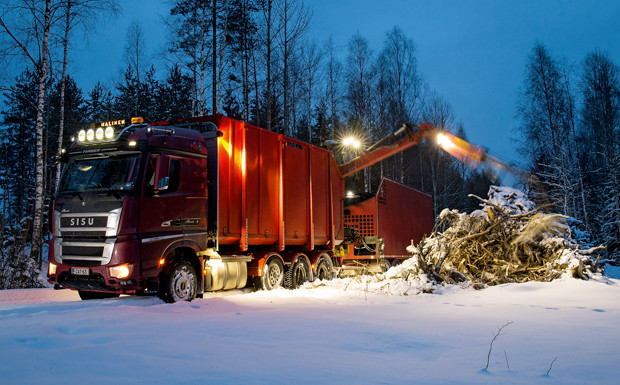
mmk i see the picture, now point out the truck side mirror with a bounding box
[155,155,170,191]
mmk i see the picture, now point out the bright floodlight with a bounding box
[436,133,448,146]
[95,127,104,140]
[343,136,362,149]
[105,126,115,139]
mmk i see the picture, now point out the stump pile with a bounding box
[405,186,603,288]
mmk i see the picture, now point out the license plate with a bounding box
[71,267,89,276]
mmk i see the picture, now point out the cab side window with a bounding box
[145,155,180,195]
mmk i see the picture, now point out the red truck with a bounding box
[47,115,434,302]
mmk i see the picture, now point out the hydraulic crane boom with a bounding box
[338,122,512,179]
[338,122,435,177]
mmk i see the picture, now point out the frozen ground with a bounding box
[1,276,619,384]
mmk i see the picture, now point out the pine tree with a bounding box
[86,82,115,122]
[0,70,38,228]
[159,64,194,120]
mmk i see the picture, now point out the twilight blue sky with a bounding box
[71,0,620,165]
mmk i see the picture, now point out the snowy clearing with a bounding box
[1,277,619,384]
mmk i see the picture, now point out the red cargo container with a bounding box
[203,115,345,252]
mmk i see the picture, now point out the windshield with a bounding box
[59,155,140,193]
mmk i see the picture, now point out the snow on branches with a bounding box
[407,186,603,289]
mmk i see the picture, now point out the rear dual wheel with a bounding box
[315,257,335,281]
[253,258,284,291]
[284,258,311,289]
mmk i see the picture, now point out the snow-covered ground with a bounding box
[1,277,619,384]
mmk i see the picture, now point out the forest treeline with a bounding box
[0,1,617,288]
[516,43,620,261]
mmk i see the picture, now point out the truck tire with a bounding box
[379,259,391,273]
[160,260,197,303]
[78,291,120,300]
[315,257,334,281]
[284,258,310,289]
[253,258,284,291]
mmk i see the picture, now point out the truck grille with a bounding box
[62,244,105,257]
[54,208,121,265]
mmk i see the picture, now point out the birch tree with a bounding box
[167,0,212,116]
[0,0,55,259]
[227,0,258,121]
[322,36,343,137]
[516,43,580,217]
[344,33,376,192]
[377,26,423,183]
[54,0,119,188]
[422,91,461,216]
[276,0,310,135]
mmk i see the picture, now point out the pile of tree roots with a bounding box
[406,186,603,288]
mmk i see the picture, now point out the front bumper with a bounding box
[48,237,143,293]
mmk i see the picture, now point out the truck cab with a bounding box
[48,118,217,300]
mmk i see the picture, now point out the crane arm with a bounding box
[338,122,435,177]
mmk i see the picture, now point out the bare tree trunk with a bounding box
[212,0,217,114]
[252,51,260,126]
[265,0,272,130]
[241,0,251,122]
[198,4,207,116]
[32,0,52,258]
[281,0,289,135]
[55,0,72,190]
[216,0,230,115]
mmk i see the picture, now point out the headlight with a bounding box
[105,126,115,139]
[95,127,104,140]
[78,130,86,142]
[48,262,57,275]
[109,264,131,279]
[86,129,95,141]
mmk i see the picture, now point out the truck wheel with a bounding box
[253,258,284,291]
[161,260,197,303]
[380,259,391,273]
[284,258,310,289]
[78,291,120,300]
[315,257,334,281]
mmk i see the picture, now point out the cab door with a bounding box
[139,153,183,277]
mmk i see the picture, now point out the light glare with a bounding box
[105,126,115,139]
[436,133,454,150]
[343,136,362,149]
[109,264,130,279]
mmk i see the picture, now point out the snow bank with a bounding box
[2,278,620,385]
